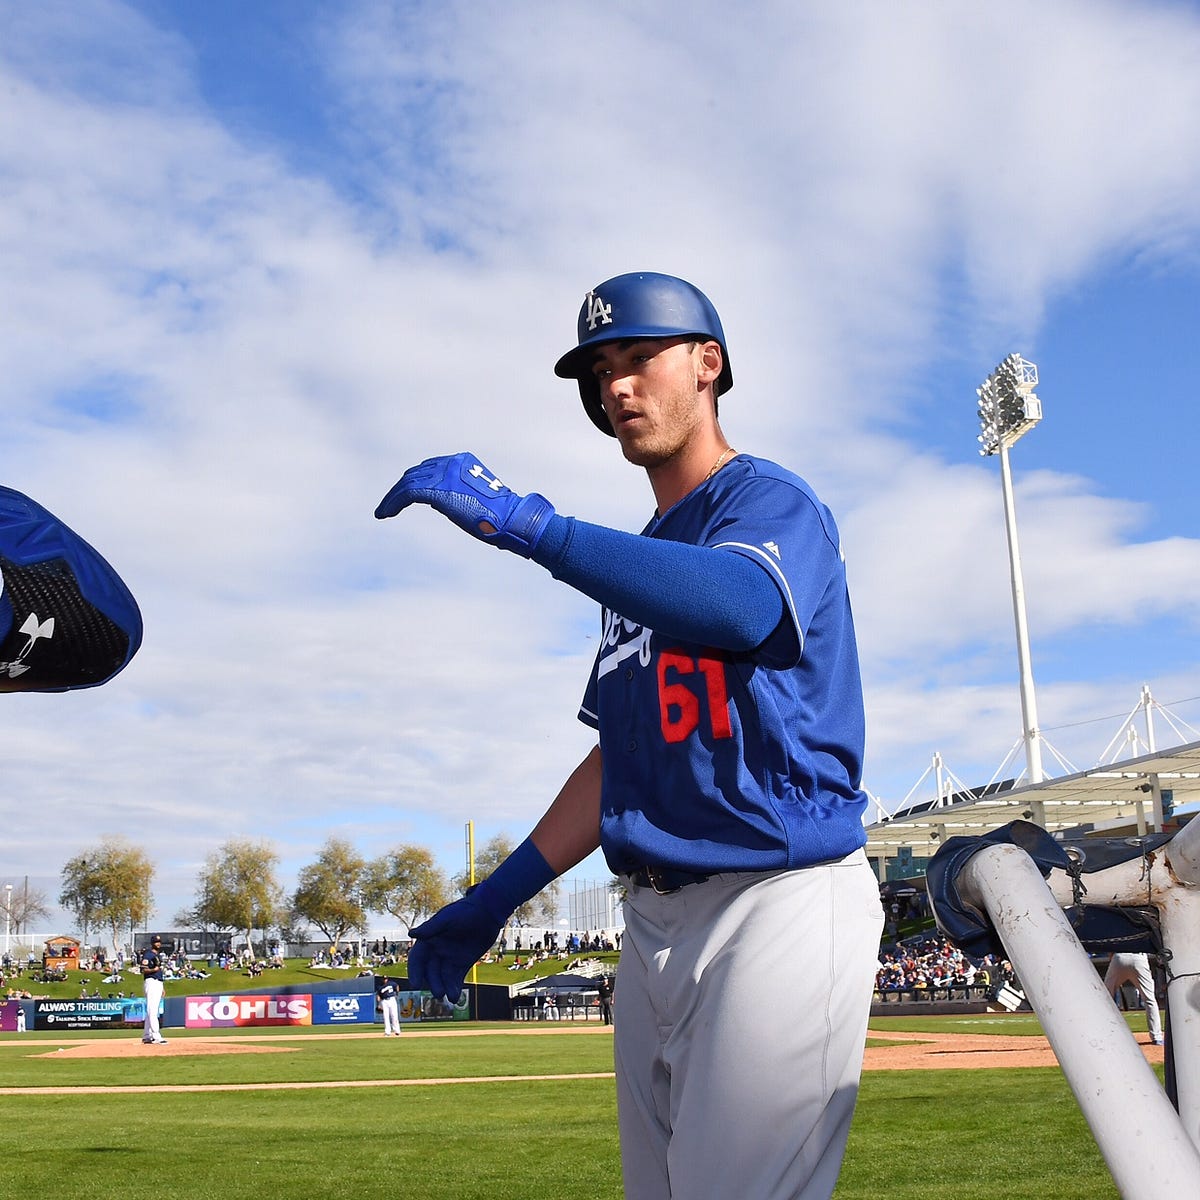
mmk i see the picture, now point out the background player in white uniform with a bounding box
[378,974,402,1036]
[376,272,884,1199]
[139,934,168,1045]
[1104,951,1164,1046]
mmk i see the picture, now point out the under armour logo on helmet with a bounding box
[585,290,613,332]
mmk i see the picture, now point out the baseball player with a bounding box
[378,974,402,1036]
[597,974,614,1026]
[377,272,883,1200]
[1105,951,1164,1045]
[139,934,168,1045]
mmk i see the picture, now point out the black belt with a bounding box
[626,865,711,895]
[626,854,849,896]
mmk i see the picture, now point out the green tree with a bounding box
[362,845,450,932]
[454,833,561,927]
[291,837,367,952]
[59,837,154,951]
[191,838,283,957]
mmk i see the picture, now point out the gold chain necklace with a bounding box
[705,447,736,480]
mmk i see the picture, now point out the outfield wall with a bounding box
[2,976,505,1031]
[2,976,520,1031]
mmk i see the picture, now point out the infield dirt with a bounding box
[6,1023,1167,1075]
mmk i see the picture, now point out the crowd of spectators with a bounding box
[490,928,620,973]
[2,954,36,1000]
[495,929,620,961]
[309,947,354,969]
[309,941,404,971]
[367,939,404,965]
[875,932,1017,1002]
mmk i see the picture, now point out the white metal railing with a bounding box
[940,817,1200,1198]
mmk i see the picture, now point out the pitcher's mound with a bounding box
[38,1040,295,1059]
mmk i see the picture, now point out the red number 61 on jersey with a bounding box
[656,649,734,744]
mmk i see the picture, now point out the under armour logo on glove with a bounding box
[0,486,142,693]
[375,452,556,559]
[467,463,506,492]
[0,611,55,679]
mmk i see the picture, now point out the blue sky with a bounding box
[3,0,1200,938]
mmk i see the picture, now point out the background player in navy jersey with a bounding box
[139,934,168,1045]
[378,973,402,1037]
[376,272,884,1200]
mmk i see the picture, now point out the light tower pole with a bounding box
[977,353,1045,785]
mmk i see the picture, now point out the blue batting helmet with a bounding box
[554,272,733,436]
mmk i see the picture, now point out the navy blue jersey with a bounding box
[579,455,868,874]
[139,947,164,981]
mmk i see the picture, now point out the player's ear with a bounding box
[694,340,722,389]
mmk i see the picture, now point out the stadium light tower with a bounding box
[977,353,1045,784]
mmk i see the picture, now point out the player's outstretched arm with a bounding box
[375,455,781,650]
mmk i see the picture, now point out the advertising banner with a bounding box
[30,997,144,1030]
[185,993,313,1028]
[0,1000,27,1032]
[313,991,376,1026]
[400,989,469,1022]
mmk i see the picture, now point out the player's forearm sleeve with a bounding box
[474,837,557,922]
[530,515,782,651]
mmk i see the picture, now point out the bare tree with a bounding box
[1,878,50,940]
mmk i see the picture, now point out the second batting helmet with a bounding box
[553,272,733,436]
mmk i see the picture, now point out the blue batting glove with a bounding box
[375,452,555,558]
[406,838,556,1003]
[406,893,502,1004]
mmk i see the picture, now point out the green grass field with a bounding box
[0,1014,1128,1199]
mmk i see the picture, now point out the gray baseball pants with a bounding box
[614,849,883,1200]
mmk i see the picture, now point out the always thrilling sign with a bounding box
[30,997,143,1029]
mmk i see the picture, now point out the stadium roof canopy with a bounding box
[864,739,1200,865]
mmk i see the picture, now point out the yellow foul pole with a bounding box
[466,821,477,1016]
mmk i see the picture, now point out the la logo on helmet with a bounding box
[585,290,613,331]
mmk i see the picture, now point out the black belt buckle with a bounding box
[644,866,679,895]
[632,865,709,895]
